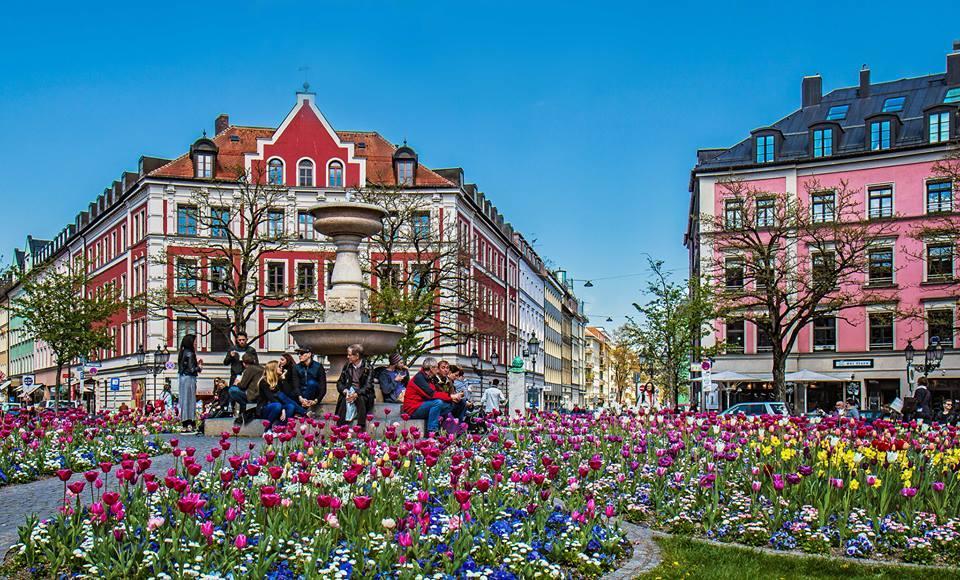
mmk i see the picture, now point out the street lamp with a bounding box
[470,348,499,393]
[905,338,944,391]
[138,344,171,405]
[522,334,541,409]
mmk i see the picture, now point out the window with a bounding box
[412,211,430,239]
[929,111,951,144]
[724,200,743,229]
[328,161,344,187]
[177,205,198,236]
[211,207,229,238]
[927,181,953,214]
[882,96,905,113]
[210,318,231,352]
[176,258,198,292]
[267,159,284,185]
[297,211,315,240]
[813,315,836,351]
[725,319,745,353]
[724,258,744,289]
[754,254,774,290]
[195,153,214,178]
[296,263,316,296]
[927,244,954,281]
[945,88,960,104]
[867,248,893,285]
[812,251,835,290]
[868,187,893,219]
[298,159,314,187]
[176,319,197,348]
[755,323,773,352]
[813,128,833,158]
[811,191,835,223]
[870,120,891,150]
[756,135,775,163]
[410,264,431,291]
[266,262,285,295]
[210,260,230,293]
[397,160,414,185]
[380,264,402,289]
[267,209,284,237]
[756,198,775,227]
[927,309,954,347]
[869,313,894,350]
[826,105,849,121]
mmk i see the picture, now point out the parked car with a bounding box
[36,400,81,412]
[0,402,21,416]
[719,402,789,417]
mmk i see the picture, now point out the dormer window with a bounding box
[926,106,954,144]
[393,143,418,187]
[327,161,344,187]
[752,130,781,164]
[866,114,899,151]
[809,122,842,159]
[297,159,314,187]
[189,137,218,179]
[267,159,284,185]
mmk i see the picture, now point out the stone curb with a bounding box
[646,528,960,572]
[602,520,662,579]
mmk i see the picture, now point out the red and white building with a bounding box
[9,91,559,408]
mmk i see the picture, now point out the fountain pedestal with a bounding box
[288,202,405,403]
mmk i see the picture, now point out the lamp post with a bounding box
[522,334,541,408]
[137,344,171,405]
[905,338,944,391]
[470,348,499,394]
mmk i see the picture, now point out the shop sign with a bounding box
[833,359,873,369]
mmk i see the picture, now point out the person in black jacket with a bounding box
[177,334,202,431]
[335,344,376,430]
[223,332,257,386]
[278,353,307,417]
[914,377,933,421]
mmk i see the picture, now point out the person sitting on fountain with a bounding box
[378,353,408,403]
[278,353,308,417]
[402,357,464,434]
[257,361,294,431]
[335,344,376,430]
[228,353,263,425]
[294,348,325,409]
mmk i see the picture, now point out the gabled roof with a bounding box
[150,125,454,188]
[695,72,958,172]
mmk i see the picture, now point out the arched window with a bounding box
[267,159,284,185]
[328,161,344,187]
[298,159,314,186]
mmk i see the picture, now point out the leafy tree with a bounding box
[10,259,126,406]
[607,330,639,405]
[702,179,900,404]
[622,258,717,407]
[145,167,320,346]
[357,183,505,363]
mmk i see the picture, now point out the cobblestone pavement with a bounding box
[0,434,224,553]
[603,521,662,579]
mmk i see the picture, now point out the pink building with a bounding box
[686,45,960,413]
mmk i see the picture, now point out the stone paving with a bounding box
[603,521,662,579]
[0,433,221,553]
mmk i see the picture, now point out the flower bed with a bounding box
[9,410,960,577]
[0,409,177,486]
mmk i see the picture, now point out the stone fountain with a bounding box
[288,202,405,403]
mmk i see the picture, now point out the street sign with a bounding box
[22,375,35,387]
[110,377,121,391]
[165,362,176,370]
[88,367,99,376]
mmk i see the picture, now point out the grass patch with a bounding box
[638,535,958,580]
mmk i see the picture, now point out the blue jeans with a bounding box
[451,399,467,421]
[277,392,306,417]
[410,399,452,433]
[228,387,248,407]
[260,401,285,427]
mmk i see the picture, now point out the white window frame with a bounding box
[297,157,315,187]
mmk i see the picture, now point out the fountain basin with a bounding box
[288,322,405,357]
[309,202,389,238]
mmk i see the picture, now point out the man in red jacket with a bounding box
[402,357,463,433]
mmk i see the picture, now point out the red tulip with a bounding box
[102,491,120,506]
[56,469,73,482]
[352,496,372,510]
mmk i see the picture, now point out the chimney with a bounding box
[859,66,871,98]
[948,43,960,86]
[215,114,229,135]
[802,75,822,107]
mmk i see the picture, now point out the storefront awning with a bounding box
[692,370,765,382]
[785,370,848,382]
[0,380,11,391]
[17,383,44,396]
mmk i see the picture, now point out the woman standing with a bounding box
[177,334,202,431]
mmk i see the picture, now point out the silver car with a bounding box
[720,402,789,416]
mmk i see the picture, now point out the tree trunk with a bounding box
[771,352,788,409]
[55,362,63,409]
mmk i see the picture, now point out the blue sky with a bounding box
[1,1,956,326]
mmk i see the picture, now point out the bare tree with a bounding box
[702,179,900,404]
[355,183,505,363]
[144,166,321,346]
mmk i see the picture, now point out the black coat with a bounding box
[334,360,376,419]
[178,349,201,376]
[280,367,302,400]
[914,386,933,420]
[224,344,257,382]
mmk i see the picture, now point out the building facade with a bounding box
[585,326,614,407]
[686,46,960,412]
[7,92,587,410]
[513,233,546,407]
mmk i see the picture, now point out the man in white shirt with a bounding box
[482,379,504,415]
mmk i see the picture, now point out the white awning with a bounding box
[0,380,11,391]
[18,383,44,396]
[692,370,765,382]
[785,370,848,382]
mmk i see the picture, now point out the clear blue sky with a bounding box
[1,1,956,326]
